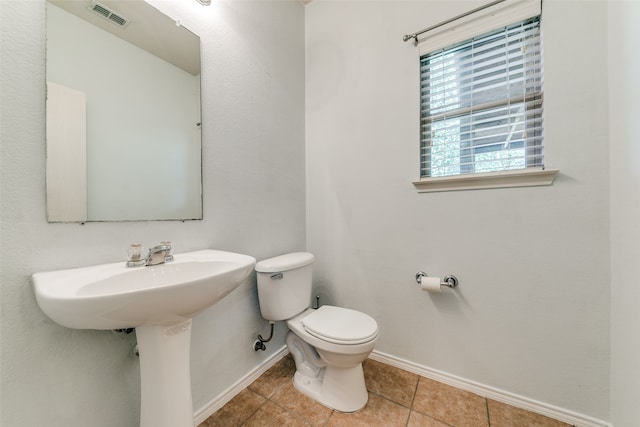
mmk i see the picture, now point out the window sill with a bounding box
[412,168,559,193]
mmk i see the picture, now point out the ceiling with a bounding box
[49,0,200,75]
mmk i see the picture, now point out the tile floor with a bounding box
[198,355,574,427]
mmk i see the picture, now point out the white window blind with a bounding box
[419,2,543,178]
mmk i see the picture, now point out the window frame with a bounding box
[411,0,558,192]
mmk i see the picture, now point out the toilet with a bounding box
[256,252,378,413]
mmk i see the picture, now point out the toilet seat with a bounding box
[301,305,378,345]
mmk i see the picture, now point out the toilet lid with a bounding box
[301,305,378,345]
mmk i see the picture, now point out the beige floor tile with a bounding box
[243,401,314,427]
[487,399,573,427]
[326,393,411,427]
[271,382,334,425]
[206,357,575,427]
[249,354,296,398]
[201,388,266,427]
[407,411,452,427]
[412,377,489,427]
[364,358,420,407]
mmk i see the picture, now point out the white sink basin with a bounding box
[33,249,256,330]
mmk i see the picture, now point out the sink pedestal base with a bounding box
[136,320,194,427]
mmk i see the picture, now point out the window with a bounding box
[411,0,557,192]
[421,16,542,178]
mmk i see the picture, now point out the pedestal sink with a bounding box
[32,249,256,427]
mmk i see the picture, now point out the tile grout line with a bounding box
[405,376,422,427]
[240,380,291,427]
[267,397,320,427]
[238,394,268,427]
[486,397,492,427]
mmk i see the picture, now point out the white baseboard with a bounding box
[193,345,289,426]
[369,350,611,427]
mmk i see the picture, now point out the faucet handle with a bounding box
[126,244,146,267]
[160,241,174,262]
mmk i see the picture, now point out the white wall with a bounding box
[608,1,640,426]
[305,0,610,422]
[0,0,304,425]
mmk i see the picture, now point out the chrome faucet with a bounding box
[145,244,172,266]
[126,242,174,267]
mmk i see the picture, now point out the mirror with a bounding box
[46,0,202,222]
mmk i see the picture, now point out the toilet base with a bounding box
[292,364,368,413]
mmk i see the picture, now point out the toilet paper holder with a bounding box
[415,271,459,288]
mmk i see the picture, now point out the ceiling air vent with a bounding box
[89,1,129,28]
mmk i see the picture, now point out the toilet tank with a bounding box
[255,252,314,321]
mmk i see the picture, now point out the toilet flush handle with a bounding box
[270,272,283,280]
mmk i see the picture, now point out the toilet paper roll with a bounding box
[420,276,442,293]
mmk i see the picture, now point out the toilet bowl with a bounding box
[286,306,378,412]
[255,253,378,412]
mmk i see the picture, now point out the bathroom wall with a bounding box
[305,0,610,422]
[0,0,304,426]
[608,1,640,426]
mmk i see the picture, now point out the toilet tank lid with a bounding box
[255,252,314,273]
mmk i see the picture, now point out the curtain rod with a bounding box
[402,0,508,45]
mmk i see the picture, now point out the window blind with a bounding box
[420,15,543,178]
